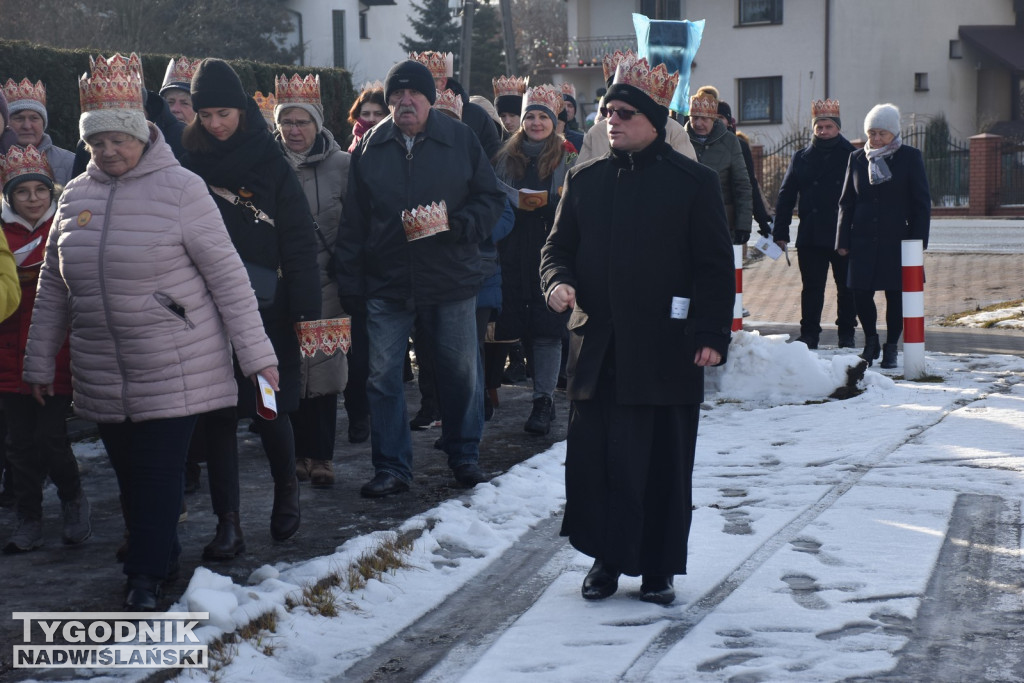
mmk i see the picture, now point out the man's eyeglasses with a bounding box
[279,119,314,129]
[600,106,640,121]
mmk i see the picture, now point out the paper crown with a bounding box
[79,53,144,113]
[276,73,321,106]
[688,95,718,119]
[0,145,54,189]
[2,79,46,108]
[560,82,576,100]
[492,75,527,98]
[253,91,277,126]
[602,50,637,82]
[434,89,463,119]
[359,80,385,93]
[409,52,454,80]
[613,58,679,110]
[401,200,448,240]
[522,84,563,117]
[811,98,840,119]
[161,57,199,90]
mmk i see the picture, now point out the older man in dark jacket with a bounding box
[336,60,505,497]
[541,58,734,606]
[774,99,857,349]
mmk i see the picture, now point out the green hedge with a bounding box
[0,40,355,150]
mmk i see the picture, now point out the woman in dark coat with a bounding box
[491,84,576,435]
[836,103,930,368]
[182,59,321,552]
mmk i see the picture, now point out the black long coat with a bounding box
[836,145,931,291]
[773,136,855,247]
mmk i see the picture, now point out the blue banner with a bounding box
[632,14,705,115]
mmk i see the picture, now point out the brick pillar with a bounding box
[750,144,764,187]
[969,133,1002,217]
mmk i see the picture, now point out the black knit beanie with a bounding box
[495,94,522,116]
[603,83,667,133]
[562,93,578,111]
[385,60,437,105]
[190,58,248,111]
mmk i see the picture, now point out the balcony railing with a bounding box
[566,35,637,68]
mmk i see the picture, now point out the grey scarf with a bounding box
[865,136,902,185]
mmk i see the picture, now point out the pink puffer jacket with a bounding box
[23,124,277,423]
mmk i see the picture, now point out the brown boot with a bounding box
[270,477,300,541]
[310,460,335,488]
[202,511,246,560]
[295,457,312,482]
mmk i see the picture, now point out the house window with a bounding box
[640,0,682,20]
[332,11,345,67]
[949,39,962,59]
[738,0,783,25]
[359,9,369,39]
[738,76,782,123]
[915,72,929,92]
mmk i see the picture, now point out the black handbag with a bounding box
[243,261,279,309]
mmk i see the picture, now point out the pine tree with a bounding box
[401,0,461,56]
[468,0,505,96]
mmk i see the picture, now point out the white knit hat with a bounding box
[80,109,150,144]
[864,103,900,137]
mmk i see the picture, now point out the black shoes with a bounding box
[348,415,370,443]
[203,511,246,560]
[524,396,555,435]
[410,409,440,431]
[880,343,899,369]
[639,575,675,605]
[837,330,857,348]
[124,575,161,611]
[453,463,488,487]
[795,335,818,350]
[360,472,410,498]
[270,477,300,541]
[861,334,881,366]
[582,559,621,601]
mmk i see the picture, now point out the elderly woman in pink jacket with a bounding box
[22,54,277,611]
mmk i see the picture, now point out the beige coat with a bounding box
[23,125,276,423]
[576,116,697,165]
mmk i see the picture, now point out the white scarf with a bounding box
[865,135,902,185]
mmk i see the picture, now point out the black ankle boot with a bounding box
[861,334,881,366]
[524,396,554,435]
[880,343,898,369]
[582,559,620,600]
[124,575,162,611]
[640,575,675,605]
[270,477,300,541]
[203,511,246,560]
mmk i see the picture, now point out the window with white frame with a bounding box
[738,0,783,26]
[738,76,782,124]
[640,0,682,20]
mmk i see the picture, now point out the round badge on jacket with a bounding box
[77,211,91,227]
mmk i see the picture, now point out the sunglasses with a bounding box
[600,106,640,121]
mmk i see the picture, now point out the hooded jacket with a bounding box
[22,125,276,422]
[684,118,752,240]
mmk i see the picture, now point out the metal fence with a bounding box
[903,126,969,208]
[566,35,636,67]
[1001,137,1024,207]
[760,130,810,211]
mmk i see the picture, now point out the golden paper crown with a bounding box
[409,52,454,80]
[613,58,679,110]
[2,79,46,107]
[79,53,144,113]
[602,50,637,82]
[811,98,840,119]
[401,200,448,237]
[162,57,199,89]
[523,84,563,116]
[359,80,385,93]
[560,82,576,100]
[688,95,718,119]
[276,73,321,106]
[253,91,277,126]
[434,89,463,119]
[0,145,54,189]
[492,75,527,98]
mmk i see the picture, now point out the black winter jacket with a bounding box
[773,135,855,247]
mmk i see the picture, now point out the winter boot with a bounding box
[861,334,881,367]
[3,516,43,553]
[880,343,899,369]
[295,457,312,482]
[310,460,335,488]
[837,329,857,348]
[270,476,301,541]
[61,493,92,545]
[524,396,554,435]
[203,511,246,560]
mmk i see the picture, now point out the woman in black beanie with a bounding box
[182,58,321,552]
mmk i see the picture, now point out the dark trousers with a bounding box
[798,246,857,339]
[413,319,440,417]
[99,415,197,579]
[3,393,81,519]
[190,407,239,515]
[343,311,370,421]
[854,289,903,343]
[290,394,339,462]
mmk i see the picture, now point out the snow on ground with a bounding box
[57,332,1024,682]
[945,304,1024,330]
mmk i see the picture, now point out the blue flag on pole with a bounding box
[632,14,704,115]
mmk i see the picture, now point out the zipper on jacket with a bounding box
[154,292,196,329]
[404,135,424,303]
[97,178,131,413]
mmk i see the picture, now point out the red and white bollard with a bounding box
[901,240,925,379]
[732,245,743,332]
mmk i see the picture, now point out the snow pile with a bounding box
[947,304,1024,330]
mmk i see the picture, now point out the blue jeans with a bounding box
[367,296,483,483]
